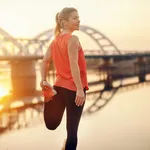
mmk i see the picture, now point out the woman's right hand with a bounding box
[75,89,85,107]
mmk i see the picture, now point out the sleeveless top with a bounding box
[50,33,89,91]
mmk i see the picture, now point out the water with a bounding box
[0,85,150,150]
[0,67,150,150]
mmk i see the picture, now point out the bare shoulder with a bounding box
[68,35,79,44]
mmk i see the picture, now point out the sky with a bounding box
[0,0,150,50]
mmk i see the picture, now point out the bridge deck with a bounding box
[1,51,150,61]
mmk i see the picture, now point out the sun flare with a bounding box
[0,86,9,97]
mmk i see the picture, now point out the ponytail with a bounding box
[54,8,77,37]
[54,13,61,37]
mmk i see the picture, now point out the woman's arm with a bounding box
[41,45,52,81]
[68,35,82,90]
[68,35,85,106]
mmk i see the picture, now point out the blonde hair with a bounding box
[54,7,77,37]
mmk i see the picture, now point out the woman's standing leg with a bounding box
[64,88,86,150]
[44,86,66,130]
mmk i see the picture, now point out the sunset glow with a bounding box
[0,0,150,49]
[0,86,9,97]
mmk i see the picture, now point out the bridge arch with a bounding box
[0,28,22,55]
[0,25,121,56]
[34,25,121,54]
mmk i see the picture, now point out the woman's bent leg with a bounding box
[44,86,65,130]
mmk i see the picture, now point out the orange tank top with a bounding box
[50,34,89,92]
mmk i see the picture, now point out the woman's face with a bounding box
[65,11,80,32]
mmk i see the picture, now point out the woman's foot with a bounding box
[42,81,57,102]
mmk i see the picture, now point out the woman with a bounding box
[40,7,89,150]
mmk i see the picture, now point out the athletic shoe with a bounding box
[42,81,57,102]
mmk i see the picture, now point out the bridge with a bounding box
[0,25,150,134]
[0,25,121,57]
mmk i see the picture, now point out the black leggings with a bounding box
[43,86,86,150]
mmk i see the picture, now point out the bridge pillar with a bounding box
[100,58,114,90]
[10,60,36,98]
[136,57,146,82]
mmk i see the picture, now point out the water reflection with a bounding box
[1,62,150,136]
[0,99,44,134]
[0,80,150,135]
